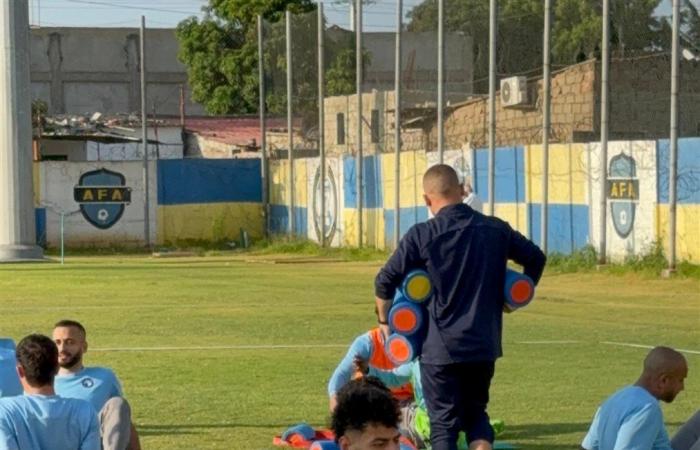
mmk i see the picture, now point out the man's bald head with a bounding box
[642,346,686,377]
[637,346,687,403]
[423,164,462,198]
[422,164,464,216]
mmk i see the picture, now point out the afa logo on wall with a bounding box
[73,168,132,229]
[606,154,639,238]
[311,164,338,243]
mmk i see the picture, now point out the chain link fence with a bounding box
[258,0,700,268]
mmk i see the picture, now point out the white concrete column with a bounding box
[0,0,43,261]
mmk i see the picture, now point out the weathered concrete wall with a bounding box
[323,90,429,156]
[434,55,700,149]
[29,27,205,116]
[361,31,474,94]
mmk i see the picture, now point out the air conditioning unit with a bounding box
[500,76,528,107]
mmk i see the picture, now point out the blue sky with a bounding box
[29,0,681,31]
[29,0,427,31]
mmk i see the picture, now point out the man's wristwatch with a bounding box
[377,319,388,325]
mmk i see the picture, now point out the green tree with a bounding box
[176,0,315,115]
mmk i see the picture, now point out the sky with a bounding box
[28,0,429,31]
[28,0,685,32]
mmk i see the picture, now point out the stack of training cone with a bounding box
[385,270,432,366]
[503,268,535,312]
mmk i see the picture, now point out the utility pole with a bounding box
[140,16,151,248]
[0,0,43,261]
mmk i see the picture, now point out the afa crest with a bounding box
[606,154,639,239]
[74,168,132,230]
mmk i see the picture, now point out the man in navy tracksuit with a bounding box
[374,164,546,450]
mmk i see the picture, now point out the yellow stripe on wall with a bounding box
[655,204,700,263]
[342,208,385,249]
[382,150,428,209]
[270,160,289,205]
[493,203,528,237]
[526,144,587,204]
[157,202,263,245]
[294,159,308,208]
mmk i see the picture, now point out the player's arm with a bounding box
[506,227,546,284]
[328,335,373,411]
[375,228,423,337]
[366,362,412,388]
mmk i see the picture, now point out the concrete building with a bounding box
[326,28,474,94]
[29,27,205,116]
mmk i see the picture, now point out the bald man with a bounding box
[375,164,546,450]
[581,346,688,450]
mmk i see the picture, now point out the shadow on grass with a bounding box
[137,422,297,437]
[502,422,589,437]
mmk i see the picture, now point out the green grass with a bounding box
[0,255,698,449]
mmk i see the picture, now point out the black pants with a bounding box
[420,360,495,450]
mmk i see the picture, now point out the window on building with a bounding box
[371,109,380,143]
[337,113,345,145]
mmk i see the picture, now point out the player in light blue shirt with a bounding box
[53,320,141,450]
[0,334,99,450]
[582,346,688,450]
[0,340,21,398]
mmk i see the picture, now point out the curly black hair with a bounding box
[331,376,400,441]
[16,334,59,387]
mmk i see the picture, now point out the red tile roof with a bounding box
[184,117,290,147]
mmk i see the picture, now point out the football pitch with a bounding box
[0,255,698,449]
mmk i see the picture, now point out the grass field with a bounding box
[0,254,698,449]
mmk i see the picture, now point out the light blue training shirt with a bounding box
[369,361,424,409]
[0,349,21,398]
[582,385,672,450]
[55,367,123,413]
[0,394,100,450]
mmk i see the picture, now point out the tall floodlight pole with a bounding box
[0,0,43,261]
[394,0,403,249]
[541,0,552,254]
[598,0,610,264]
[356,0,363,247]
[668,0,680,272]
[318,3,326,247]
[437,0,445,163]
[258,16,269,238]
[140,16,151,248]
[488,0,497,216]
[286,10,295,238]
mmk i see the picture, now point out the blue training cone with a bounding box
[385,334,419,365]
[388,301,424,336]
[401,270,432,303]
[504,269,535,312]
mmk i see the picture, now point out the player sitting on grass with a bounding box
[581,346,687,450]
[0,334,100,450]
[53,320,141,450]
[328,320,414,411]
[332,376,402,450]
